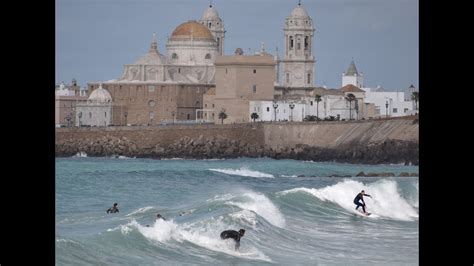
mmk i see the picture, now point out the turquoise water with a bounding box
[56,157,419,265]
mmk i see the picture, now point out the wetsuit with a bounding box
[353,193,370,213]
[107,206,119,213]
[220,230,242,251]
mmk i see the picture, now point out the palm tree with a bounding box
[218,109,227,124]
[251,112,259,122]
[314,94,322,121]
[411,91,419,110]
[345,94,356,120]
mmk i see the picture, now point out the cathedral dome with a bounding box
[89,84,112,103]
[202,5,221,20]
[290,4,310,18]
[170,21,215,41]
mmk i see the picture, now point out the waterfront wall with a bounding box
[56,116,419,165]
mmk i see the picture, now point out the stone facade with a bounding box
[282,3,315,88]
[203,54,276,124]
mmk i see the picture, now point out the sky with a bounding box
[56,0,418,90]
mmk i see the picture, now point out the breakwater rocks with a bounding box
[56,135,418,165]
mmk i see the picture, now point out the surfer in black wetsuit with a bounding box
[353,190,372,214]
[220,229,246,251]
[106,203,119,214]
[156,213,166,220]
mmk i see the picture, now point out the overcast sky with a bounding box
[56,0,418,90]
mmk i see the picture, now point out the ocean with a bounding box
[56,156,419,265]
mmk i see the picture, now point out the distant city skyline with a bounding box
[56,0,418,90]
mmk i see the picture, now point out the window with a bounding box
[178,68,181,73]
[404,108,409,113]
[196,101,200,106]
[267,107,270,112]
[304,36,309,50]
[289,36,294,49]
[310,101,313,106]
[104,112,107,117]
[205,104,207,108]
[205,54,211,59]
[212,104,215,108]
[252,85,257,93]
[307,74,311,84]
[187,114,190,120]
[208,22,211,28]
[297,42,301,50]
[89,112,92,119]
[393,108,398,113]
[148,100,155,107]
[212,113,215,118]
[148,85,155,92]
[253,69,256,74]
[286,73,290,83]
[149,111,155,119]
[172,53,178,59]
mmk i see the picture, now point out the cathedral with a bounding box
[85,3,322,126]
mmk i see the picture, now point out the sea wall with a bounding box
[56,116,419,165]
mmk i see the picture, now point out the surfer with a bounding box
[220,229,246,251]
[353,190,372,214]
[156,213,166,220]
[106,203,119,214]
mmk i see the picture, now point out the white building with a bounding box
[341,60,418,117]
[75,84,113,127]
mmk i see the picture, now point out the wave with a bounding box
[225,191,286,228]
[279,179,418,221]
[209,167,274,178]
[72,151,87,158]
[116,218,272,262]
[125,206,154,217]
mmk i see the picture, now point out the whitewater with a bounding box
[56,157,418,265]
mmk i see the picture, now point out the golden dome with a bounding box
[170,21,214,41]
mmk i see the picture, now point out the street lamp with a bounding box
[78,112,82,127]
[123,111,128,126]
[172,111,176,124]
[385,100,389,117]
[354,100,359,120]
[289,102,295,122]
[272,101,279,122]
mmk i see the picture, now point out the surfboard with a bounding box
[357,210,371,216]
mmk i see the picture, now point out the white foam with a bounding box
[229,210,258,228]
[280,179,419,221]
[122,218,272,262]
[209,167,274,178]
[281,175,298,178]
[226,191,286,228]
[72,151,87,158]
[125,206,154,217]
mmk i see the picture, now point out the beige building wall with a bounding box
[209,55,276,124]
[87,83,213,125]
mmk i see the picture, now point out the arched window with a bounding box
[289,36,294,49]
[172,53,178,59]
[304,36,309,50]
[208,22,212,28]
[307,73,311,84]
[205,53,211,59]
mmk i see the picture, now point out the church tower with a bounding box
[282,2,315,88]
[342,60,364,88]
[199,4,225,55]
